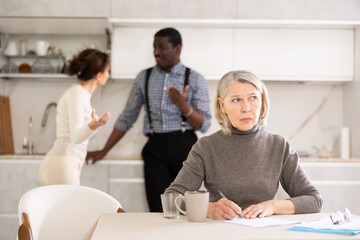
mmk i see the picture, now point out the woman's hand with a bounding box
[88,109,110,130]
[241,200,275,219]
[207,198,242,220]
[242,200,295,219]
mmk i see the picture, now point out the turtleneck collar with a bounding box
[230,124,260,135]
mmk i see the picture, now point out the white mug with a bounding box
[5,41,18,55]
[36,40,50,56]
[175,190,209,222]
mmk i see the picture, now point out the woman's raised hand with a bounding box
[88,108,111,130]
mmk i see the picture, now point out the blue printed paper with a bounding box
[288,217,360,235]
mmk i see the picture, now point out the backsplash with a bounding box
[1,78,344,158]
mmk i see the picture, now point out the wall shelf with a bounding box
[0,73,74,80]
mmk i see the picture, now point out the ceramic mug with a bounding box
[175,190,209,222]
[5,41,18,55]
[36,40,50,56]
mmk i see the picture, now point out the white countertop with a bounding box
[1,154,359,162]
[0,154,143,160]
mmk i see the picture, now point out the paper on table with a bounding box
[288,217,360,235]
[295,217,360,230]
[221,217,300,228]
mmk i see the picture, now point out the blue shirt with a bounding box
[114,61,211,135]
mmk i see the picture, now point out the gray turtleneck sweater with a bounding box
[165,125,323,213]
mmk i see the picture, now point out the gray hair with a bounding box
[215,70,270,135]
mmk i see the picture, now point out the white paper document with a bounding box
[294,217,360,230]
[221,217,299,228]
[288,217,360,235]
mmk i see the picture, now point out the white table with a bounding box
[89,213,359,240]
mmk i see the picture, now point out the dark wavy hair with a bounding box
[65,49,109,81]
[154,27,182,47]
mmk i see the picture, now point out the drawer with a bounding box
[109,179,148,212]
[301,162,360,181]
[0,161,41,213]
[109,160,144,179]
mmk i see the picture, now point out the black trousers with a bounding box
[141,130,197,212]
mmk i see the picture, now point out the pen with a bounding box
[217,190,243,218]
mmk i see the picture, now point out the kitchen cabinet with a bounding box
[111,26,233,80]
[0,17,110,35]
[0,0,110,18]
[107,160,148,212]
[0,157,148,240]
[110,18,358,82]
[109,0,360,20]
[301,162,360,214]
[233,28,353,81]
[110,0,237,19]
[276,160,360,214]
[1,157,359,239]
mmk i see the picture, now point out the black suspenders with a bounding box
[145,68,154,135]
[145,67,191,135]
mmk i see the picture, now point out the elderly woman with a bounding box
[165,70,322,220]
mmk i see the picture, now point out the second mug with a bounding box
[175,190,209,222]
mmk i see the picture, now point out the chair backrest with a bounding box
[18,185,123,240]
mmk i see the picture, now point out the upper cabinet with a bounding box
[233,28,354,81]
[0,0,110,18]
[0,0,111,35]
[110,19,357,82]
[0,17,110,35]
[111,26,234,80]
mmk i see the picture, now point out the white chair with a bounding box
[17,185,125,240]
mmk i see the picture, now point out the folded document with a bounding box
[288,216,360,235]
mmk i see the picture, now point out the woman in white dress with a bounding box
[39,49,111,185]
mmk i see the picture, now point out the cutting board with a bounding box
[0,96,14,154]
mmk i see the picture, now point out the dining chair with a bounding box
[17,185,125,240]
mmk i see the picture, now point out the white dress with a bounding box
[39,84,96,185]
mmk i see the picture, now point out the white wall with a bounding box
[343,28,360,157]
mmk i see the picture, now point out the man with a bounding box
[86,27,211,212]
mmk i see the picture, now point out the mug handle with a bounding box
[174,195,186,215]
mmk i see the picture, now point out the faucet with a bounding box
[23,116,34,155]
[42,102,57,127]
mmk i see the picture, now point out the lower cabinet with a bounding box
[301,162,360,214]
[0,160,42,240]
[0,158,148,240]
[1,159,359,240]
[277,162,360,214]
[107,160,149,212]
